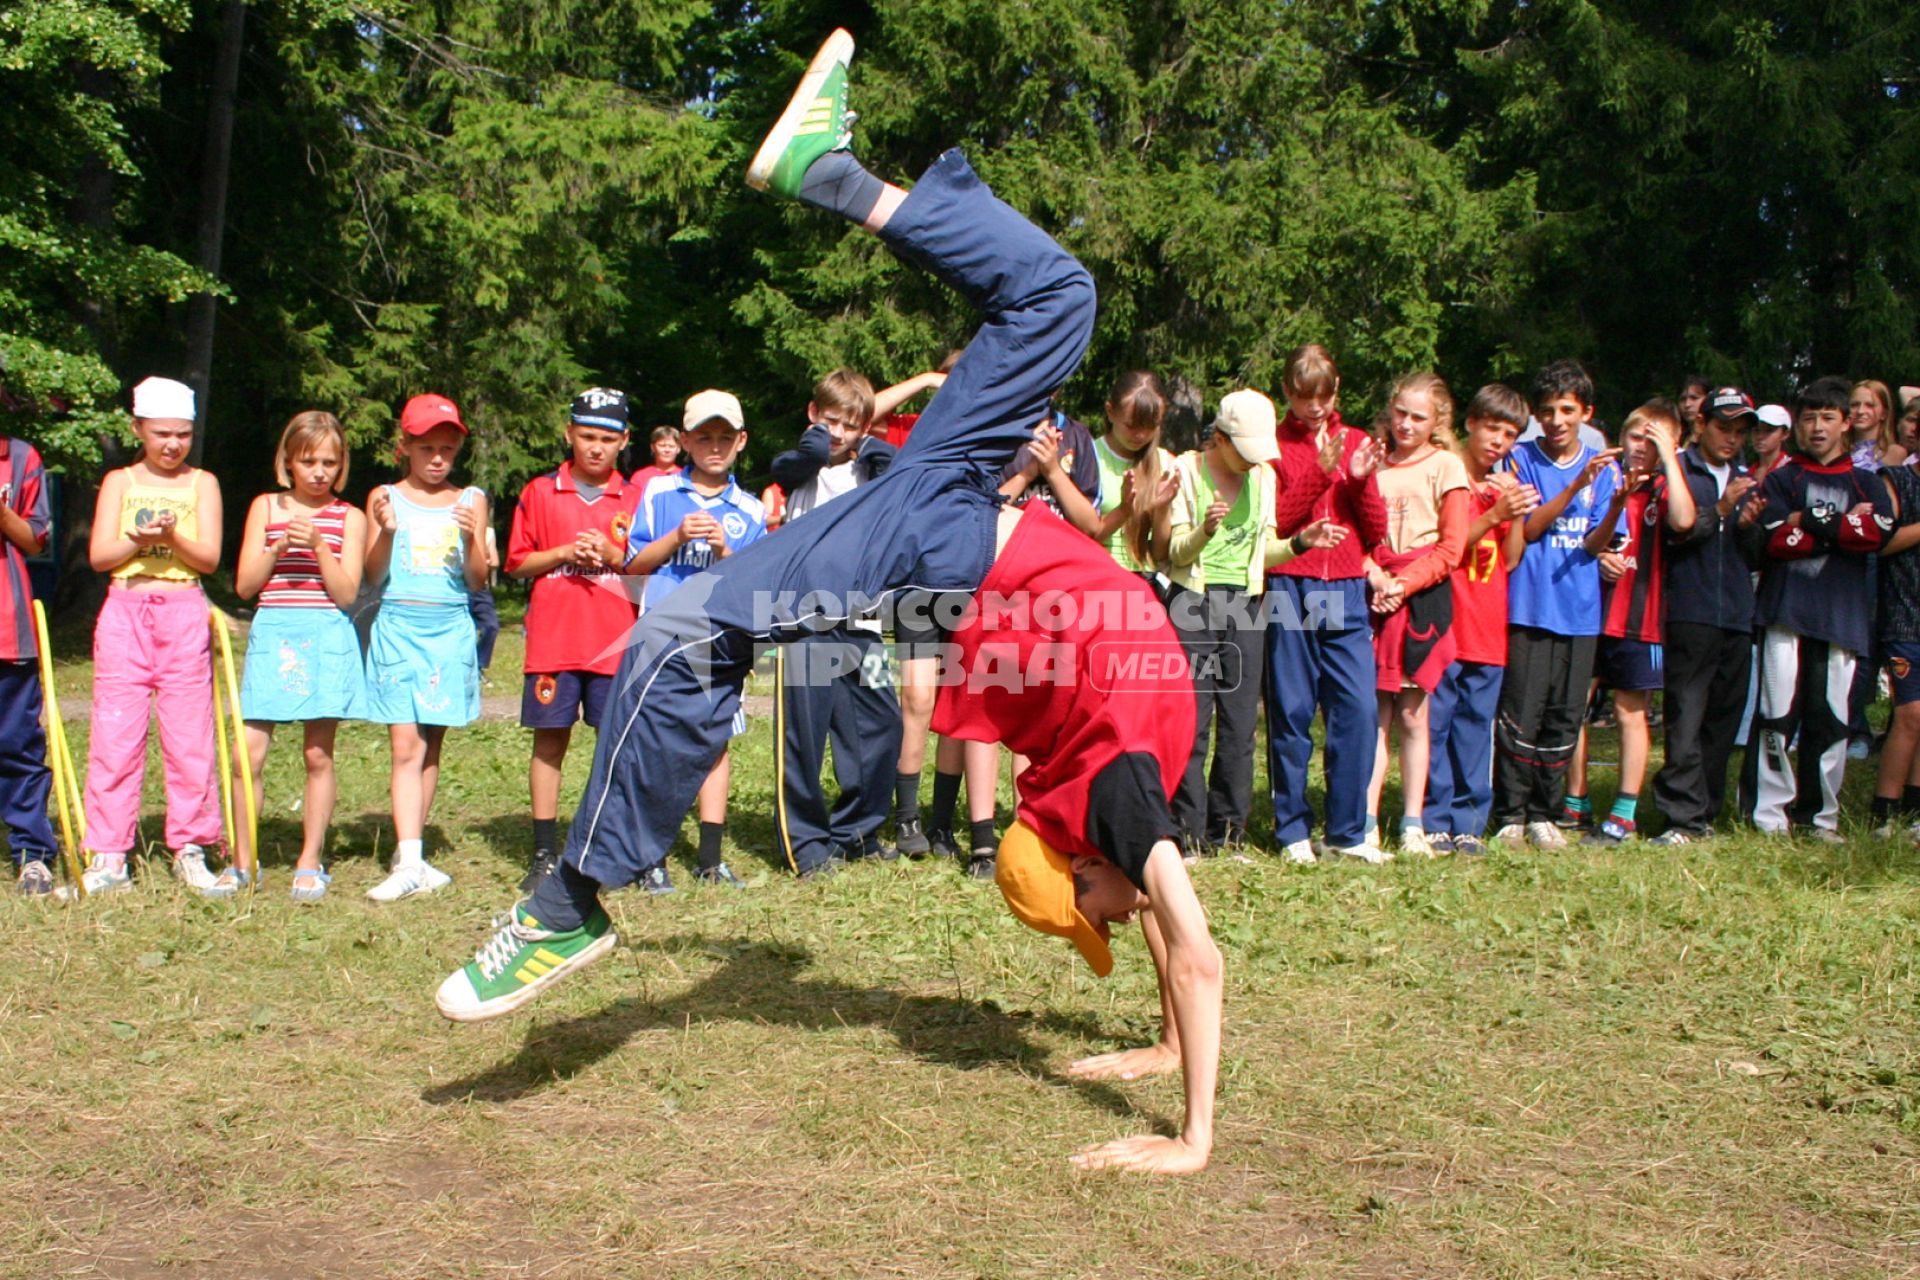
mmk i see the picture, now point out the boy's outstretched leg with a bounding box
[435,858,615,1020]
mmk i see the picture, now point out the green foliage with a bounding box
[6,0,1919,497]
[0,0,212,466]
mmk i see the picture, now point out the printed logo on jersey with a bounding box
[535,674,557,705]
[1893,657,1912,681]
[721,511,749,544]
[610,512,631,545]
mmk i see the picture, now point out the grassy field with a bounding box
[4,614,1919,1277]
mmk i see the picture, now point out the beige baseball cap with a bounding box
[1214,389,1279,466]
[683,389,745,432]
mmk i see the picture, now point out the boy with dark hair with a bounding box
[1747,375,1893,838]
[1490,359,1624,848]
[768,368,902,877]
[1649,388,1764,844]
[0,431,59,895]
[1424,385,1535,857]
[504,388,641,892]
[437,31,1227,1175]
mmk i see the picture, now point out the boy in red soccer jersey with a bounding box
[505,389,642,891]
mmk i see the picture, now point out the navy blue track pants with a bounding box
[564,151,1096,888]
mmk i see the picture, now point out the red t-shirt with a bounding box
[506,463,643,675]
[1451,479,1513,666]
[932,505,1194,887]
[877,413,919,450]
[1600,480,1667,644]
[629,463,679,490]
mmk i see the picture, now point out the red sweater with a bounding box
[1270,411,1389,580]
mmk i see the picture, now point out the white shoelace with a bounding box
[474,922,527,983]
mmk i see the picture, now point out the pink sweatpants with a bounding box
[82,587,223,854]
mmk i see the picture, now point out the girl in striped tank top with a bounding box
[231,411,369,901]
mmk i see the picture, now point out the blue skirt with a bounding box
[365,601,481,727]
[240,607,368,723]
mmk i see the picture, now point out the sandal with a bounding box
[202,866,254,900]
[289,866,331,903]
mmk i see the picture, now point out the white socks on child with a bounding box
[395,839,424,868]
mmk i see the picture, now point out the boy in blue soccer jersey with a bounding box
[625,389,767,889]
[1489,360,1625,848]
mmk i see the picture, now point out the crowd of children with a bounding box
[5,357,1920,899]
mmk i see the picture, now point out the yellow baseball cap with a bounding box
[995,821,1113,977]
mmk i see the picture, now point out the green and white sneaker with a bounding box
[435,904,617,1023]
[746,28,856,196]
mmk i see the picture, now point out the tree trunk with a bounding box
[184,0,247,465]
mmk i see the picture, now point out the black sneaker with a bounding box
[843,834,899,863]
[966,852,997,880]
[640,863,676,895]
[519,847,559,895]
[797,855,844,882]
[16,859,54,897]
[1555,805,1594,832]
[924,827,960,859]
[1453,835,1487,858]
[695,862,748,888]
[894,815,932,857]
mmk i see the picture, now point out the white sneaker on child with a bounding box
[64,853,132,899]
[1281,839,1318,865]
[1492,823,1527,845]
[172,845,219,891]
[1526,822,1568,849]
[1399,828,1438,859]
[367,861,452,902]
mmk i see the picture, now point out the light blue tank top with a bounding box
[383,486,481,605]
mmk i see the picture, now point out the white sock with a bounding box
[395,838,424,868]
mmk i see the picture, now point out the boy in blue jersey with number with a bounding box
[1490,360,1624,848]
[625,389,767,889]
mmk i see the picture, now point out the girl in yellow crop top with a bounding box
[89,417,223,586]
[75,392,229,899]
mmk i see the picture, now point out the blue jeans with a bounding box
[0,662,57,862]
[565,151,1096,887]
[1423,660,1504,838]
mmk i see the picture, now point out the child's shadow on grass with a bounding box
[422,935,1151,1126]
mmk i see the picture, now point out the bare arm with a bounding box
[1068,840,1221,1175]
[0,501,44,555]
[232,495,279,600]
[363,486,396,585]
[320,507,368,608]
[1583,487,1629,558]
[1653,424,1697,534]
[454,493,491,591]
[870,370,945,420]
[162,471,224,576]
[88,470,140,572]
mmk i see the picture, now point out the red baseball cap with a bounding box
[399,394,468,437]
